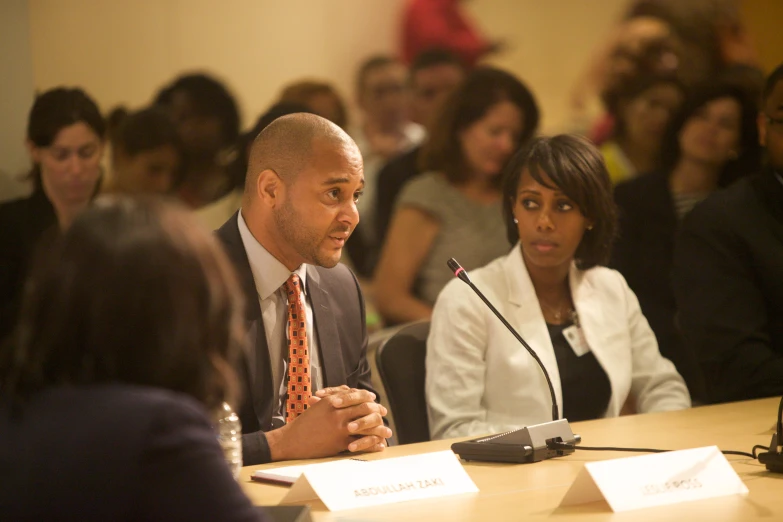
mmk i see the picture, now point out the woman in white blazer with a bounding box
[427,134,690,440]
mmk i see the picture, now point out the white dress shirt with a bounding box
[426,244,691,440]
[237,211,323,423]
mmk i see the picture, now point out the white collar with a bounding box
[237,210,307,300]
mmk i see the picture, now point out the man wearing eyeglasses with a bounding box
[672,63,783,405]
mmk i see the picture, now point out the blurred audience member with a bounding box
[627,0,757,88]
[673,64,783,404]
[0,87,105,342]
[197,102,313,230]
[574,0,757,144]
[349,55,425,275]
[374,67,539,325]
[601,74,685,184]
[427,135,689,440]
[154,73,241,209]
[279,80,348,129]
[612,81,761,398]
[375,49,465,246]
[0,197,267,521]
[103,106,182,195]
[401,0,502,68]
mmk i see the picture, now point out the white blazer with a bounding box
[426,245,691,440]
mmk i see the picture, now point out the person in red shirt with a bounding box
[401,0,501,68]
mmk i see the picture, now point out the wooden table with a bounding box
[240,398,782,521]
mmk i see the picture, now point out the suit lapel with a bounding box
[503,247,564,416]
[306,266,346,386]
[216,212,273,425]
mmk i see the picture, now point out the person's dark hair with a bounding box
[763,62,783,103]
[356,55,398,94]
[501,135,617,269]
[154,73,241,147]
[0,197,245,410]
[227,102,314,190]
[605,72,685,129]
[421,66,540,184]
[409,48,464,79]
[659,80,761,186]
[108,106,182,158]
[26,87,105,192]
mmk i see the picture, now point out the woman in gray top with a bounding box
[374,67,540,324]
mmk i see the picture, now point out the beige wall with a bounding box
[27,0,628,135]
[28,0,406,129]
[0,0,35,201]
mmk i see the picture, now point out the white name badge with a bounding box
[560,446,748,512]
[281,450,478,511]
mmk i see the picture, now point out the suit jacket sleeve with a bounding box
[673,202,783,403]
[242,431,272,467]
[135,399,266,522]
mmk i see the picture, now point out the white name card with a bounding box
[281,450,478,511]
[560,445,748,512]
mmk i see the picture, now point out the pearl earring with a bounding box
[513,217,518,224]
[587,225,593,230]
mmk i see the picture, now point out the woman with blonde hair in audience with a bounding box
[374,66,539,325]
[426,135,690,440]
[0,87,105,342]
[0,197,268,521]
[103,106,183,195]
[612,81,761,399]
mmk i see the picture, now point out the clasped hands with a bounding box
[267,385,391,461]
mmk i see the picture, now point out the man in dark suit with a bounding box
[217,113,391,465]
[673,63,783,404]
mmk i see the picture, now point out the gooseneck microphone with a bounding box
[447,258,560,422]
[446,257,580,464]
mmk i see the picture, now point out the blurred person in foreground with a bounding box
[216,113,390,465]
[427,135,690,440]
[673,63,783,404]
[0,87,105,343]
[0,197,267,521]
[612,81,761,399]
[373,67,538,325]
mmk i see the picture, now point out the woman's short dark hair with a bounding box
[659,81,761,186]
[154,73,241,147]
[27,87,105,192]
[420,66,540,184]
[0,197,245,411]
[501,135,617,270]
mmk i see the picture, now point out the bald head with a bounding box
[245,113,359,196]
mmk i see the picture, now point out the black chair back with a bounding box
[375,321,430,445]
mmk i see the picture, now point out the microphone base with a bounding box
[451,419,580,464]
[758,434,783,474]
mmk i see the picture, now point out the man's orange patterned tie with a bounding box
[284,274,311,423]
